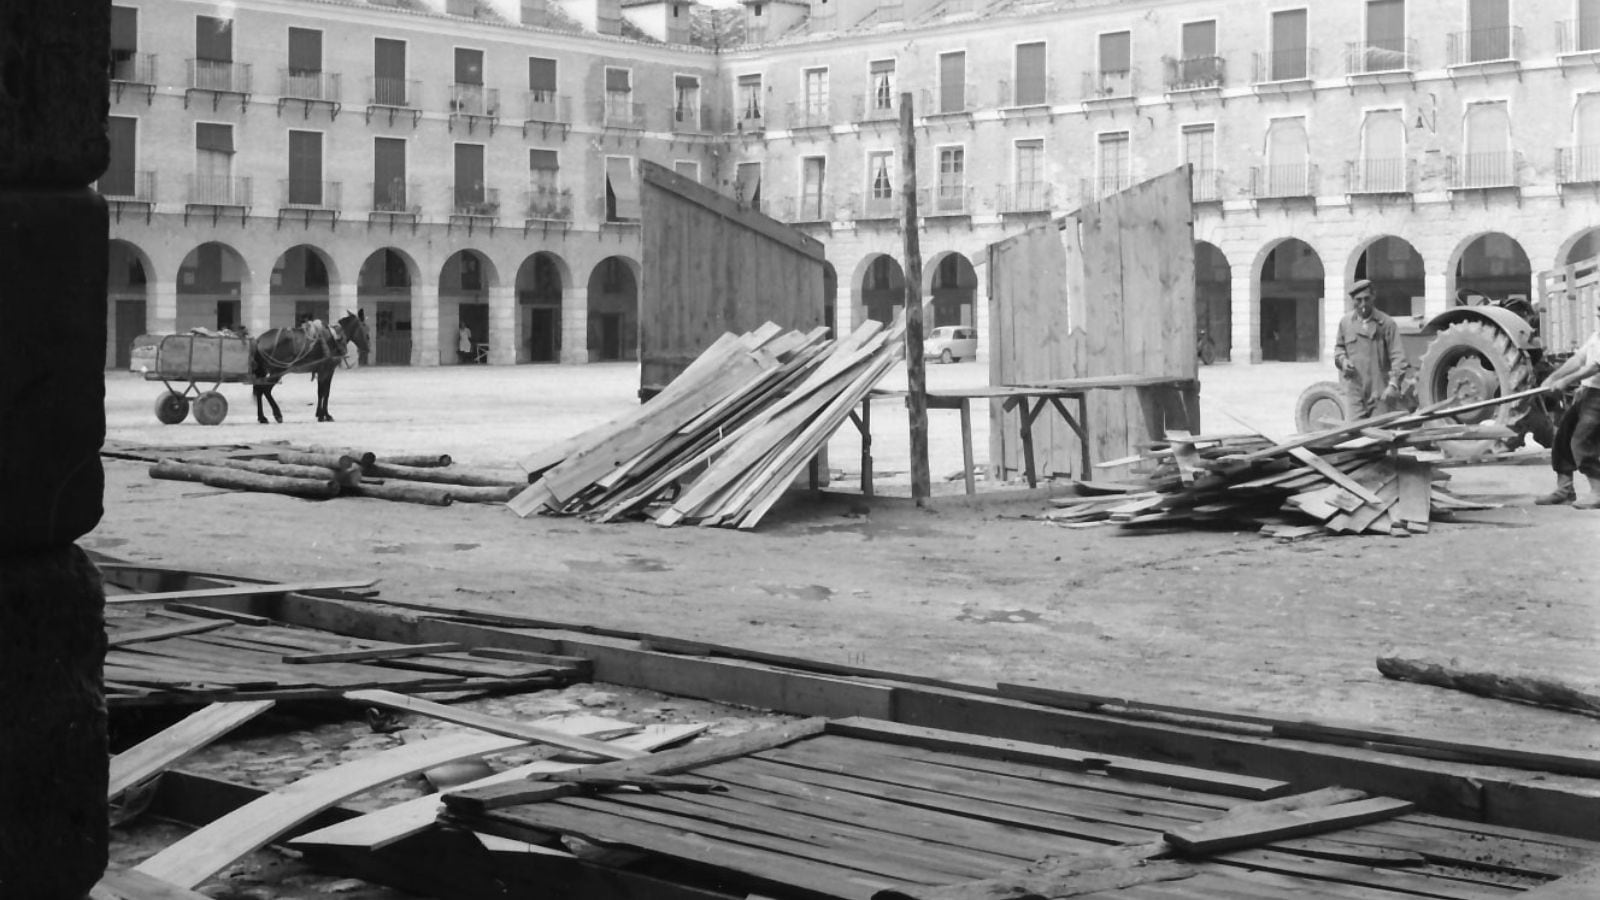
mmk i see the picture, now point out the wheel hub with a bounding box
[1443,358,1498,424]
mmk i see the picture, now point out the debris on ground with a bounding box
[1377,654,1600,718]
[509,318,906,529]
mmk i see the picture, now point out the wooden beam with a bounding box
[342,690,648,761]
[108,619,233,647]
[105,578,378,605]
[1162,796,1416,855]
[900,90,929,504]
[283,642,464,665]
[108,701,276,801]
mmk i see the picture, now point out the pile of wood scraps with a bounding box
[1041,392,1538,537]
[510,318,906,529]
[143,443,527,506]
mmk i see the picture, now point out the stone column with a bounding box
[488,285,516,365]
[973,262,991,366]
[0,0,111,896]
[331,283,360,366]
[560,286,590,364]
[412,282,440,366]
[1322,270,1345,364]
[244,282,272,335]
[1230,264,1260,363]
[1423,269,1450,319]
[147,278,178,335]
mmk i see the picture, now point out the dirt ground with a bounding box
[91,358,1600,893]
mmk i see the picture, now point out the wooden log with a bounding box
[149,461,338,500]
[379,453,453,468]
[343,481,453,506]
[1376,655,1600,716]
[276,450,361,471]
[303,445,378,470]
[175,456,360,487]
[366,461,526,489]
[437,484,519,504]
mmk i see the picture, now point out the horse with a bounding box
[250,311,368,424]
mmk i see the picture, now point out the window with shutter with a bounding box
[1360,111,1405,191]
[1271,9,1308,80]
[738,74,762,120]
[1014,43,1045,106]
[374,137,407,210]
[288,131,323,205]
[111,6,138,78]
[374,39,407,106]
[528,58,556,98]
[939,52,964,113]
[605,157,638,221]
[103,117,137,197]
[674,75,700,127]
[454,144,485,209]
[802,156,826,220]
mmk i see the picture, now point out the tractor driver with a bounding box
[1334,279,1407,419]
[1535,305,1600,509]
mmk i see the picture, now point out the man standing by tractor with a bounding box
[1334,279,1407,418]
[1534,306,1600,508]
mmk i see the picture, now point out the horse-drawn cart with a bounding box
[145,333,253,425]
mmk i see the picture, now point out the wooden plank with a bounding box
[872,858,1195,900]
[104,579,377,605]
[91,869,213,900]
[108,701,276,801]
[1394,455,1433,529]
[1164,797,1416,855]
[1520,864,1600,898]
[342,689,649,760]
[107,619,233,647]
[289,722,707,851]
[443,718,828,813]
[825,717,1290,799]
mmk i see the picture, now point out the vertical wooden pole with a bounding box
[900,92,930,503]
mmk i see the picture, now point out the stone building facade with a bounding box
[104,0,1600,367]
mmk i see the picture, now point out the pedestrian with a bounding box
[356,309,369,367]
[1333,279,1406,419]
[1534,305,1600,508]
[458,322,473,364]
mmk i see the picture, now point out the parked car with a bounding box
[922,326,977,363]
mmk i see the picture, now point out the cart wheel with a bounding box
[193,391,229,426]
[155,391,190,425]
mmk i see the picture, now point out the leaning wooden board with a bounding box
[444,718,1594,900]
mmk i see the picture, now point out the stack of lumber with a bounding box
[147,443,526,506]
[1043,392,1536,537]
[510,318,906,529]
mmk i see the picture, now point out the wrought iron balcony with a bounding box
[732,107,765,134]
[452,186,500,219]
[602,97,646,129]
[786,100,833,131]
[1248,163,1318,199]
[523,185,573,221]
[187,174,251,207]
[920,85,975,117]
[1345,39,1418,75]
[671,102,708,133]
[856,192,900,221]
[366,77,422,126]
[1558,18,1600,55]
[1164,55,1224,92]
[1082,69,1139,102]
[997,181,1052,214]
[1252,48,1314,84]
[111,52,157,86]
[1448,152,1517,190]
[280,178,341,210]
[1447,25,1521,66]
[369,180,420,225]
[522,92,571,137]
[919,186,972,217]
[1345,158,1411,195]
[784,195,834,223]
[450,84,499,134]
[189,59,251,94]
[97,170,156,204]
[1190,168,1221,203]
[1557,146,1600,184]
[997,76,1055,109]
[854,92,898,123]
[281,70,340,103]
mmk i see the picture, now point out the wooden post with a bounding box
[900,92,931,503]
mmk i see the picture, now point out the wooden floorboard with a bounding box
[1212,848,1528,900]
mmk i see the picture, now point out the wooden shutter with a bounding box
[374,38,405,81]
[939,52,964,113]
[528,57,556,92]
[605,68,631,92]
[196,122,233,153]
[104,116,137,195]
[289,131,322,203]
[288,28,321,74]
[606,157,638,219]
[374,137,406,207]
[1099,32,1130,73]
[1014,42,1045,105]
[455,144,485,203]
[111,6,138,53]
[195,16,232,62]
[1366,0,1404,51]
[1182,20,1215,58]
[455,48,483,85]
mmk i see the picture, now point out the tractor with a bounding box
[1295,255,1597,455]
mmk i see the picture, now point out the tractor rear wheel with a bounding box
[1416,320,1536,457]
[1294,381,1350,433]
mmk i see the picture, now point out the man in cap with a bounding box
[1333,279,1407,419]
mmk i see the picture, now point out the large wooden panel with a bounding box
[988,167,1196,478]
[639,161,826,393]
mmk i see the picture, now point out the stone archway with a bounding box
[926,251,978,328]
[586,256,639,361]
[269,244,337,329]
[1195,241,1232,362]
[1558,227,1600,266]
[1352,235,1425,319]
[176,241,250,333]
[516,251,568,363]
[358,247,418,366]
[107,239,153,369]
[1450,232,1531,305]
[441,249,497,365]
[1257,238,1324,362]
[859,253,905,325]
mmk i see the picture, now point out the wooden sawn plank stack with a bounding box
[1044,389,1542,537]
[509,318,906,529]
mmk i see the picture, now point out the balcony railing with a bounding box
[921,85,975,116]
[523,185,573,221]
[189,59,251,94]
[281,178,341,210]
[1447,25,1521,66]
[785,195,834,223]
[453,186,500,218]
[997,76,1055,108]
[450,84,499,117]
[1345,157,1411,194]
[1164,55,1224,91]
[602,97,646,129]
[920,185,972,216]
[733,107,765,133]
[1345,38,1418,75]
[111,52,157,85]
[523,92,572,130]
[1253,48,1314,84]
[1190,167,1221,202]
[1558,18,1600,55]
[370,180,419,217]
[97,170,156,204]
[187,174,251,207]
[857,192,899,220]
[854,92,898,122]
[671,103,707,133]
[1558,146,1600,184]
[1449,152,1516,189]
[1082,69,1138,101]
[998,181,1052,213]
[281,70,341,102]
[786,100,833,130]
[368,76,419,109]
[1249,163,1317,199]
